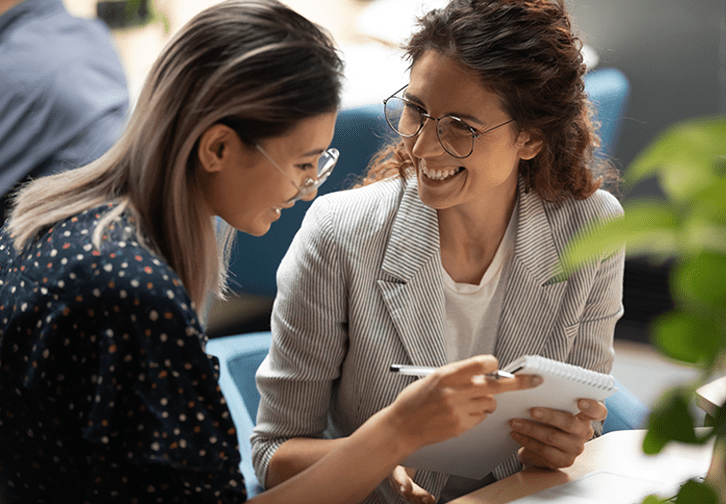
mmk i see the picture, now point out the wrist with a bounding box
[372,404,424,457]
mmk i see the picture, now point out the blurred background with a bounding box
[59,0,725,416]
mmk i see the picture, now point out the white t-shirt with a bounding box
[439,202,518,500]
[442,200,518,364]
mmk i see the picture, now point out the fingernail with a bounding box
[580,400,590,410]
[532,409,543,419]
[530,376,543,386]
[511,419,523,429]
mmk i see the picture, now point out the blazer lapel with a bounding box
[378,177,448,368]
[495,179,569,367]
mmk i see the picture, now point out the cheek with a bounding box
[402,138,417,162]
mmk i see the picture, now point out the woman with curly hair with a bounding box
[252,1,623,503]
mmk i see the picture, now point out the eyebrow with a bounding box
[404,91,487,127]
[300,148,326,158]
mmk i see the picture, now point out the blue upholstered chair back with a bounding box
[225,104,393,298]
[583,67,631,158]
[206,332,273,497]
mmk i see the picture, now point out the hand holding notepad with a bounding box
[397,355,618,479]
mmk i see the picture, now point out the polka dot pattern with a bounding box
[0,205,247,503]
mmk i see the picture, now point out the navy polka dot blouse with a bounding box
[0,205,247,503]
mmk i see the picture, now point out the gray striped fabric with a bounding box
[251,175,624,503]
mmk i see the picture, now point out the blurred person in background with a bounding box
[0,0,129,226]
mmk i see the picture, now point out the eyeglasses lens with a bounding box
[384,97,473,158]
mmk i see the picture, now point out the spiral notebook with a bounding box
[402,355,618,479]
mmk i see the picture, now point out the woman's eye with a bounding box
[451,119,473,132]
[297,163,315,171]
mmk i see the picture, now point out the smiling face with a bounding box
[197,112,337,236]
[403,50,542,214]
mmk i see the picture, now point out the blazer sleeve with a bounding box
[568,247,624,377]
[250,196,349,488]
[567,191,624,378]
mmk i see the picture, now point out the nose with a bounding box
[411,119,445,159]
[300,187,318,202]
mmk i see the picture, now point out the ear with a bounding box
[197,124,235,174]
[515,129,545,161]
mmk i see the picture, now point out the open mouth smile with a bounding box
[420,164,464,181]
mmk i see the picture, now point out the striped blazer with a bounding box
[251,175,624,503]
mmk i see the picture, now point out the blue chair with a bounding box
[583,67,631,159]
[225,104,393,298]
[603,377,650,433]
[206,332,273,497]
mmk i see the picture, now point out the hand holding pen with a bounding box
[385,355,543,449]
[385,356,542,504]
[390,364,515,381]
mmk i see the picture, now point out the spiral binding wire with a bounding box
[508,355,616,390]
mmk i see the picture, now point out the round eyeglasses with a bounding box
[383,86,515,159]
[255,144,339,204]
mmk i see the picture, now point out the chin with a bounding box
[229,218,272,237]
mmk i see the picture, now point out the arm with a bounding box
[251,356,543,504]
[251,197,350,488]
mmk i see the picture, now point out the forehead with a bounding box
[268,112,338,156]
[407,50,506,118]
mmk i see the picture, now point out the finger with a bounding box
[576,399,608,421]
[406,480,436,504]
[518,446,561,470]
[525,407,593,439]
[435,355,499,386]
[510,417,586,456]
[510,430,578,469]
[388,465,412,496]
[388,466,435,504]
[473,374,543,395]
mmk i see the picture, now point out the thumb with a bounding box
[388,466,436,504]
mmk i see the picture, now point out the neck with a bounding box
[0,0,25,16]
[437,176,518,284]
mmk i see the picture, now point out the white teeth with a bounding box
[420,164,463,181]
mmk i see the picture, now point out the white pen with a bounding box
[389,364,515,380]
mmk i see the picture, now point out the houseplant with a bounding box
[563,116,726,503]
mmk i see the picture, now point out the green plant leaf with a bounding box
[642,496,665,504]
[674,479,720,503]
[643,387,698,454]
[672,253,726,311]
[561,203,679,273]
[651,310,722,364]
[627,117,726,203]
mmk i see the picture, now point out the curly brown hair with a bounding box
[361,0,619,202]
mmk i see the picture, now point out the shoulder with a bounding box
[542,189,623,227]
[21,205,194,320]
[0,6,124,91]
[305,177,406,235]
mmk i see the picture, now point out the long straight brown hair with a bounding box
[7,0,343,311]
